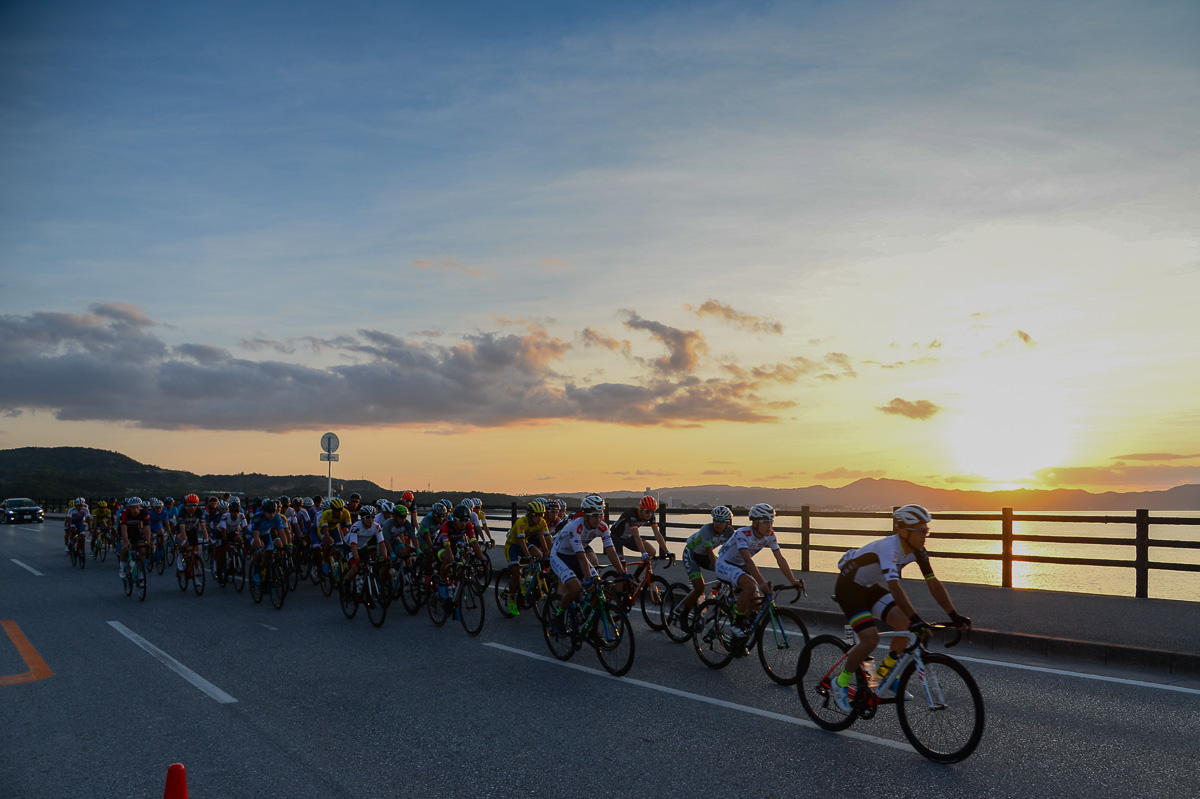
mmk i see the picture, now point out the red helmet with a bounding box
[401,491,414,501]
[640,495,658,511]
[185,494,200,505]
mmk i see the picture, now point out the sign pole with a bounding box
[320,432,341,500]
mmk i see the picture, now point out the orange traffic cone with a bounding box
[163,762,188,799]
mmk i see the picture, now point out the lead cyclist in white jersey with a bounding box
[549,494,627,628]
[829,504,972,712]
[714,502,806,652]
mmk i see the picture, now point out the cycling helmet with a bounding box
[393,504,409,517]
[430,503,447,518]
[748,503,776,521]
[893,504,932,529]
[527,500,547,514]
[452,505,471,522]
[439,498,453,511]
[217,501,229,511]
[291,497,302,506]
[472,498,483,510]
[278,495,289,506]
[639,495,658,511]
[150,498,164,509]
[228,498,241,509]
[349,492,361,501]
[126,497,143,507]
[329,498,345,510]
[401,490,414,501]
[581,494,605,515]
[184,494,199,505]
[262,499,278,513]
[97,500,107,509]
[74,497,85,507]
[377,499,393,513]
[164,497,174,505]
[711,506,733,524]
[360,505,376,518]
[321,500,332,510]
[303,497,314,508]
[207,496,219,504]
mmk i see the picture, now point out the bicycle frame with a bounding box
[840,626,958,710]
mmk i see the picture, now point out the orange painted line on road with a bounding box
[0,620,53,685]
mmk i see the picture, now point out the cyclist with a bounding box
[397,490,417,518]
[436,505,483,581]
[381,503,416,559]
[828,504,972,712]
[549,494,627,630]
[542,498,562,532]
[345,492,362,517]
[174,494,208,577]
[204,496,224,536]
[502,500,549,616]
[117,497,151,580]
[215,498,248,580]
[318,498,353,570]
[470,498,494,546]
[93,500,114,547]
[248,499,287,585]
[417,502,447,552]
[610,495,669,560]
[677,506,737,630]
[343,505,389,593]
[64,497,91,553]
[162,497,179,534]
[714,502,806,654]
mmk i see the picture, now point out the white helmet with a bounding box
[74,497,86,507]
[748,503,775,521]
[126,496,143,507]
[581,494,605,515]
[893,504,932,528]
[377,499,394,513]
[711,506,733,523]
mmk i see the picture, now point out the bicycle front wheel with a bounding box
[593,602,635,676]
[796,635,861,731]
[193,559,205,596]
[458,584,485,636]
[494,571,516,618]
[231,551,245,592]
[400,566,424,615]
[896,653,985,763]
[639,575,670,630]
[541,595,576,661]
[661,582,694,644]
[427,585,450,627]
[691,600,733,670]
[756,607,809,685]
[365,576,387,628]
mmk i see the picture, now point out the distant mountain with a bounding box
[3,448,1197,511]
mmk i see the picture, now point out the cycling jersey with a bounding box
[837,535,935,588]
[66,507,91,531]
[218,512,247,536]
[686,523,734,553]
[345,520,384,549]
[121,508,150,542]
[93,508,113,526]
[148,508,169,532]
[717,526,779,568]
[437,520,476,546]
[380,517,415,543]
[505,516,549,549]
[176,508,205,545]
[250,513,286,547]
[551,517,613,556]
[318,508,352,531]
[610,507,652,540]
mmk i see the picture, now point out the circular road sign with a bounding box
[320,432,340,454]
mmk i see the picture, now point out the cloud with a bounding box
[877,398,942,420]
[0,304,806,432]
[89,302,155,327]
[1111,453,1200,462]
[943,473,992,484]
[412,258,487,278]
[687,300,783,335]
[636,470,674,477]
[814,467,887,481]
[702,469,739,476]
[579,327,633,357]
[539,258,573,272]
[1015,329,1035,347]
[1033,463,1200,488]
[622,310,708,375]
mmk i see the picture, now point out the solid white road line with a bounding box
[258,623,278,631]
[483,642,912,753]
[952,653,1200,695]
[10,559,44,576]
[107,621,237,704]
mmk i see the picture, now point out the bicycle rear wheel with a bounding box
[177,562,189,591]
[796,635,862,731]
[427,584,450,627]
[691,600,733,670]
[249,566,264,604]
[458,584,485,636]
[155,546,166,575]
[135,562,147,601]
[99,537,108,561]
[122,563,133,596]
[231,551,245,592]
[593,602,635,676]
[69,546,78,567]
[541,595,576,661]
[756,607,809,685]
[896,653,985,763]
[193,558,205,596]
[639,575,670,630]
[494,571,516,618]
[400,565,424,615]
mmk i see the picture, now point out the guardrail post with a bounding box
[1135,509,1149,598]
[659,504,668,541]
[801,505,811,573]
[511,501,517,528]
[1002,507,1013,589]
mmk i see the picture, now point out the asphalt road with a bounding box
[2,521,1197,799]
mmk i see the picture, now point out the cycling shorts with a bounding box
[834,573,896,633]
[682,547,713,581]
[714,559,747,587]
[552,551,595,586]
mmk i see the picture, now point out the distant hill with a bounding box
[2,447,1197,511]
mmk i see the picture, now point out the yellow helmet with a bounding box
[97,500,107,509]
[330,498,345,510]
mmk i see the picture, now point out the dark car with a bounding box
[1,498,45,524]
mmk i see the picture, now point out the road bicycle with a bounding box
[691,582,809,685]
[795,623,985,763]
[249,546,289,610]
[148,532,169,576]
[494,556,557,620]
[121,546,148,602]
[541,576,636,677]
[68,527,87,569]
[175,539,206,596]
[214,536,246,592]
[91,526,110,562]
[319,543,348,598]
[427,560,486,636]
[662,578,729,644]
[601,553,673,630]
[339,551,388,628]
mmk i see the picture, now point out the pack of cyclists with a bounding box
[61,492,972,679]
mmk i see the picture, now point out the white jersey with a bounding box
[551,517,613,557]
[717,526,780,568]
[218,512,248,533]
[837,535,934,588]
[346,520,383,548]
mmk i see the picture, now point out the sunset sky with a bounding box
[2,0,1198,495]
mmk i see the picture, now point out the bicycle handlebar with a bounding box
[902,621,967,653]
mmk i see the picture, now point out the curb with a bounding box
[792,607,1200,678]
